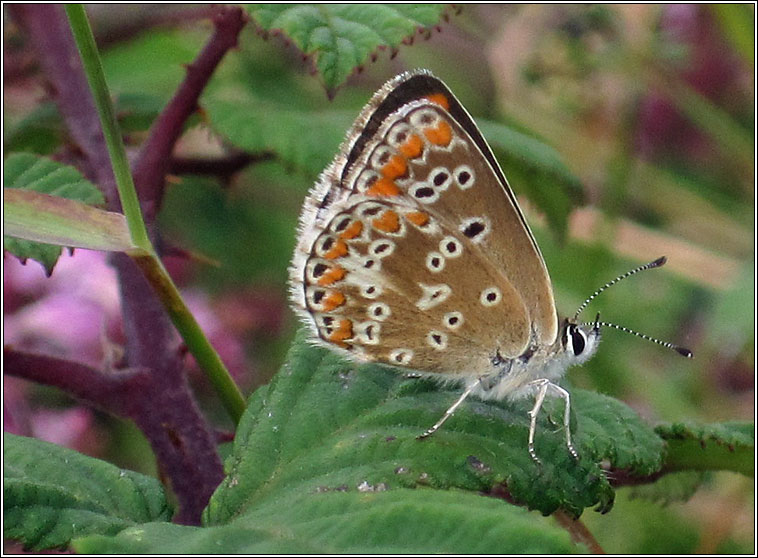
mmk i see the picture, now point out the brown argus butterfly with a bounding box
[290,69,691,461]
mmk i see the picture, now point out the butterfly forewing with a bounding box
[293,70,558,376]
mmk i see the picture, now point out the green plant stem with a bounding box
[664,439,753,478]
[132,254,246,424]
[65,5,151,251]
[65,4,245,424]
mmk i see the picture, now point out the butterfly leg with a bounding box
[417,381,477,439]
[525,379,578,462]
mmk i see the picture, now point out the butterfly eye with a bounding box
[570,327,587,356]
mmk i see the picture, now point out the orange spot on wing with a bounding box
[339,220,363,240]
[366,176,401,197]
[398,134,424,159]
[322,291,346,311]
[318,265,346,286]
[424,120,452,146]
[372,210,400,233]
[381,154,407,180]
[323,239,348,259]
[425,93,451,110]
[328,318,353,347]
[405,211,430,227]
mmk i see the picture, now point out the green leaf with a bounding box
[2,235,63,278]
[246,4,450,92]
[4,152,104,203]
[4,102,65,155]
[204,331,672,527]
[114,92,165,134]
[477,120,584,241]
[656,421,754,477]
[3,153,123,274]
[75,490,578,554]
[73,335,749,554]
[158,173,299,286]
[101,28,204,101]
[3,434,172,550]
[627,471,708,506]
[3,95,163,156]
[205,93,353,177]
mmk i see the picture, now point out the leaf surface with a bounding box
[247,4,450,92]
[4,434,171,550]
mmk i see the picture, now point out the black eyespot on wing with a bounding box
[334,217,351,232]
[321,237,334,251]
[445,241,458,254]
[432,170,449,186]
[362,205,382,216]
[415,187,435,198]
[463,220,485,239]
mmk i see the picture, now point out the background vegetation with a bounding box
[4,4,754,553]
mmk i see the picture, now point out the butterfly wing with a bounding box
[290,70,558,376]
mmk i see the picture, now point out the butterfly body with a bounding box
[290,69,603,457]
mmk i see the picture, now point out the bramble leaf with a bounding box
[246,4,451,93]
[204,93,353,177]
[3,434,171,550]
[205,331,666,526]
[75,489,578,554]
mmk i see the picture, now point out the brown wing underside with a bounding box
[297,100,557,376]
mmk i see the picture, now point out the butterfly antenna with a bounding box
[573,256,668,321]
[584,313,692,358]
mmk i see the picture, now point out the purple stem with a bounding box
[170,151,274,182]
[3,348,149,415]
[9,4,117,202]
[7,5,247,525]
[131,5,246,222]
